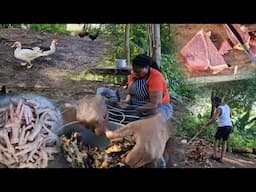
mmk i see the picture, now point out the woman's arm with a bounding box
[201,108,222,129]
[123,94,131,103]
[137,91,163,112]
[117,94,131,109]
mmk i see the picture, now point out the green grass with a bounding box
[66,71,128,85]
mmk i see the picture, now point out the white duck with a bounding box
[32,39,57,55]
[11,41,48,69]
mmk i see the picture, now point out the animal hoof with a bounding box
[26,64,33,69]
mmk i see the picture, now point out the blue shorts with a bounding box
[157,103,173,121]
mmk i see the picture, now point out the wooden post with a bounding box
[125,24,130,66]
[152,24,161,68]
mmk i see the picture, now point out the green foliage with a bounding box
[129,24,149,58]
[0,24,10,28]
[161,54,198,103]
[29,24,69,34]
[176,96,216,140]
[104,24,149,61]
[0,24,21,28]
[0,24,69,35]
[160,24,175,54]
[101,24,127,61]
[101,24,175,61]
[176,112,205,138]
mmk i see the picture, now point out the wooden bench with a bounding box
[89,67,132,75]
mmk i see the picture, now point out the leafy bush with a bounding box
[29,24,69,34]
[0,24,21,28]
[102,24,175,61]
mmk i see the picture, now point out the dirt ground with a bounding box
[174,138,256,168]
[175,24,256,78]
[0,27,255,168]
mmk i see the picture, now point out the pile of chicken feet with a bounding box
[0,97,60,168]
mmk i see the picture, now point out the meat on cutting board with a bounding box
[180,29,228,74]
[218,39,233,55]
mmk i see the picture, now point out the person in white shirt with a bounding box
[200,97,233,163]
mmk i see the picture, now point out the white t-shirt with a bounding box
[217,104,232,127]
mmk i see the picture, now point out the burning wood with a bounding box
[0,96,61,168]
[61,131,134,168]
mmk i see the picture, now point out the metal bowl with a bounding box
[59,121,166,168]
[61,121,124,150]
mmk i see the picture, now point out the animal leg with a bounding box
[45,57,51,61]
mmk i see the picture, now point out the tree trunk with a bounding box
[210,90,215,118]
[152,24,161,68]
[147,24,154,56]
[125,24,130,66]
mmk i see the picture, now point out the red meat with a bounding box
[180,29,228,74]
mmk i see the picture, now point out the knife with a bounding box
[225,24,256,64]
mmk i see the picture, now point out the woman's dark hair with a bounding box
[132,54,161,72]
[211,96,222,104]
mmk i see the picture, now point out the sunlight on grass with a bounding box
[98,59,115,67]
[65,70,127,85]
